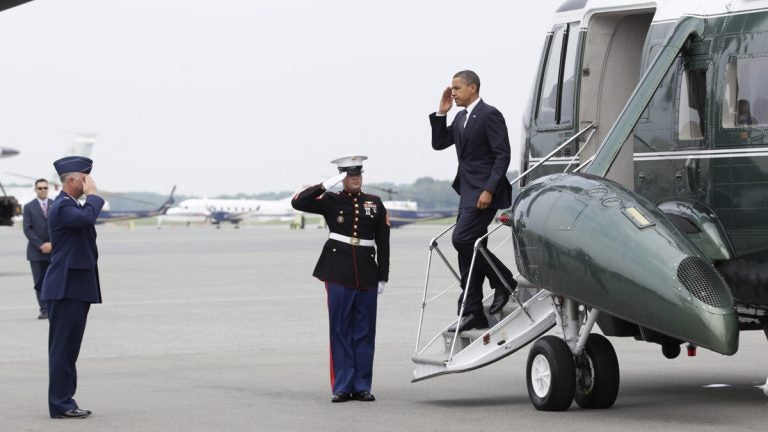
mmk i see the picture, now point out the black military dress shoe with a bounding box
[352,391,375,402]
[331,393,351,403]
[54,408,92,419]
[38,310,48,320]
[447,313,489,333]
[489,288,510,315]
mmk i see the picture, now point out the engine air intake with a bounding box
[676,256,733,309]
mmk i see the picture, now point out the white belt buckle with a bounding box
[350,237,360,246]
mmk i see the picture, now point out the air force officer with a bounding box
[42,156,104,419]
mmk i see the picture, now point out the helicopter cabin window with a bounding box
[678,69,706,140]
[536,22,579,126]
[722,57,768,128]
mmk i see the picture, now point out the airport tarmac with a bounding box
[0,223,766,431]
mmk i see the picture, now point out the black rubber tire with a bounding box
[574,333,620,409]
[526,335,576,411]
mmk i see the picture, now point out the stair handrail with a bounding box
[512,122,595,186]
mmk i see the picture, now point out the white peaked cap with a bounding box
[330,155,367,173]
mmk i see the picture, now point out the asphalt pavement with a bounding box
[0,223,766,432]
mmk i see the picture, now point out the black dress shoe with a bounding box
[489,288,510,315]
[54,408,92,419]
[331,393,351,403]
[447,313,489,332]
[38,310,48,320]
[352,391,375,402]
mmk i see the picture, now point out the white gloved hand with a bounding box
[377,281,386,295]
[322,172,347,190]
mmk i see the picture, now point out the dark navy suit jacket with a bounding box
[41,192,105,303]
[430,99,512,209]
[23,198,54,262]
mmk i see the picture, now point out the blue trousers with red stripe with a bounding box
[325,282,377,395]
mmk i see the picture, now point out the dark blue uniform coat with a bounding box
[42,192,104,303]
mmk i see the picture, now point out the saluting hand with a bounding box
[82,175,98,196]
[438,87,452,115]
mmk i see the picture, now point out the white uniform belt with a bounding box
[329,233,375,247]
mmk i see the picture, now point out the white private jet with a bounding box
[158,195,298,227]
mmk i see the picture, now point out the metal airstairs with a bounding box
[410,223,557,381]
[411,124,597,382]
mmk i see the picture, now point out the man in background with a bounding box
[22,178,54,320]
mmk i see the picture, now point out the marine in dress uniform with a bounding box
[41,156,104,419]
[291,155,390,403]
[22,178,55,319]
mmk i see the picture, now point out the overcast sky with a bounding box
[0,0,560,196]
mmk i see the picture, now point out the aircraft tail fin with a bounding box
[157,186,176,215]
[64,133,97,158]
[49,133,97,186]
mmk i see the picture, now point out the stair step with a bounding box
[457,329,489,340]
[411,353,449,366]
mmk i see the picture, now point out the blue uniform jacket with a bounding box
[41,191,105,303]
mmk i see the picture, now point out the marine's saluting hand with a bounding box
[322,172,347,191]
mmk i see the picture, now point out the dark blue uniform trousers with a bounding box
[452,206,514,316]
[47,299,90,417]
[325,282,377,394]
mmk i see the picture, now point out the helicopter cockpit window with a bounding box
[536,22,579,126]
[678,69,706,140]
[722,57,768,128]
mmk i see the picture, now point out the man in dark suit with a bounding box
[23,178,54,319]
[429,70,516,332]
[292,155,390,403]
[42,156,104,419]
